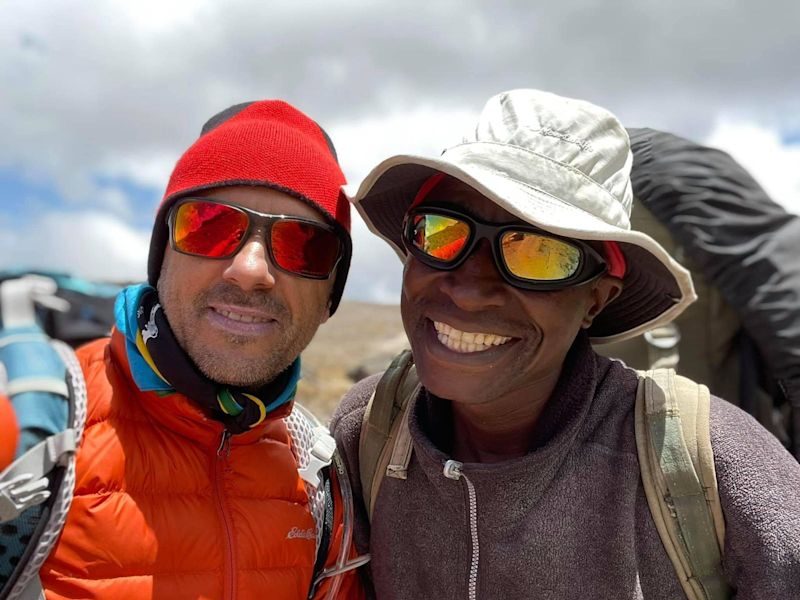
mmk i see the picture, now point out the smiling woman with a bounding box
[399,183,620,408]
[331,88,800,600]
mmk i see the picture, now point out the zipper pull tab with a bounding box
[217,429,232,458]
[443,459,464,480]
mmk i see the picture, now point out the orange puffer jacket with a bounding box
[40,330,363,600]
[0,393,17,469]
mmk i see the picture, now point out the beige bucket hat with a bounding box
[351,89,696,343]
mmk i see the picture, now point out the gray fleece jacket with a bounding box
[330,337,800,599]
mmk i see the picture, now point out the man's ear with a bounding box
[322,267,338,325]
[581,276,623,329]
[321,299,332,325]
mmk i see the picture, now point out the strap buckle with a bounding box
[0,429,77,521]
[0,473,51,522]
[298,426,335,488]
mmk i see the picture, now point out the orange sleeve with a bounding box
[310,467,367,600]
[0,393,18,469]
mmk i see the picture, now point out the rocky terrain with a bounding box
[294,301,407,421]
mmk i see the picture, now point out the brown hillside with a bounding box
[294,301,407,421]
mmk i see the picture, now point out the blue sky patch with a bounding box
[0,168,64,225]
[781,131,800,146]
[91,174,161,228]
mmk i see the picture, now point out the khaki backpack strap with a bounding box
[384,390,416,481]
[359,350,419,520]
[635,368,730,600]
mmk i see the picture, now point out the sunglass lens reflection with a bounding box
[173,201,248,258]
[271,220,341,277]
[501,232,581,281]
[412,214,470,261]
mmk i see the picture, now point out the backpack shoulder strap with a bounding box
[284,404,336,575]
[359,350,420,520]
[284,403,369,599]
[635,368,730,600]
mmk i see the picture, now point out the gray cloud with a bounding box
[1,0,798,300]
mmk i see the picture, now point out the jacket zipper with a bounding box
[214,429,235,600]
[443,460,480,600]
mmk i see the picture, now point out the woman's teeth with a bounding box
[432,320,511,353]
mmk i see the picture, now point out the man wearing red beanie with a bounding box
[29,101,365,599]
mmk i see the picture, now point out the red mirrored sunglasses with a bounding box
[167,198,345,279]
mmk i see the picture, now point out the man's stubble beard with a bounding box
[157,279,325,389]
[186,326,298,389]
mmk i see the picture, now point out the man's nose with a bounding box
[222,232,277,292]
[438,240,506,310]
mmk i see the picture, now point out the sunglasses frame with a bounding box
[167,197,346,280]
[402,205,608,291]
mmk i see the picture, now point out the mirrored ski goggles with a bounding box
[168,198,345,279]
[402,207,608,290]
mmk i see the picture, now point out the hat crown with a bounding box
[453,89,634,229]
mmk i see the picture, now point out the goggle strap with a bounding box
[410,173,446,209]
[602,240,627,278]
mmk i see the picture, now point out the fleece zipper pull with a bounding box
[443,460,480,600]
[443,459,464,481]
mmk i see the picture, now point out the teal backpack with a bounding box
[0,275,86,600]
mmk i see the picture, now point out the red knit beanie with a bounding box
[148,100,351,314]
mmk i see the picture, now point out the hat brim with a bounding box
[352,154,696,343]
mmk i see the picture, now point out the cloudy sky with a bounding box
[2,0,798,303]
